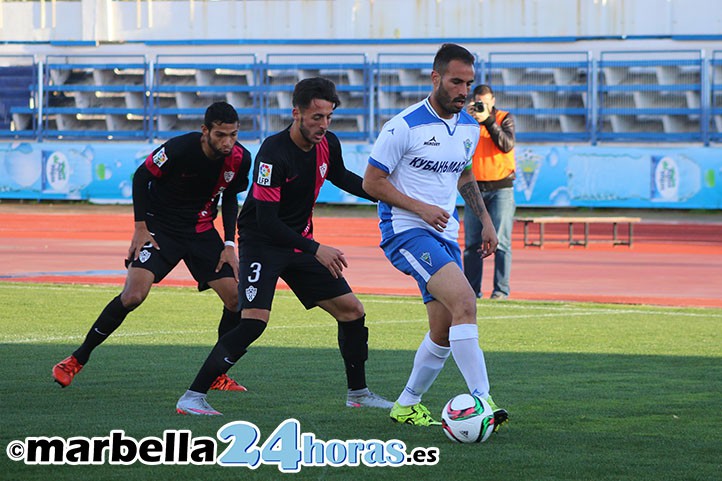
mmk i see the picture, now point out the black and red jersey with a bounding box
[238,128,371,252]
[135,132,252,236]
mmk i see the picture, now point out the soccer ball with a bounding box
[441,393,495,443]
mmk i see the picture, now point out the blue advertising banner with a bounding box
[1,141,720,209]
[511,146,722,209]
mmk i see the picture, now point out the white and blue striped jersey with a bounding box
[368,97,480,243]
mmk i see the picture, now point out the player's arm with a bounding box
[254,198,319,253]
[326,137,376,202]
[330,168,376,202]
[362,163,450,233]
[215,147,252,279]
[217,190,240,279]
[128,162,160,261]
[221,147,252,245]
[458,168,498,258]
[254,200,348,278]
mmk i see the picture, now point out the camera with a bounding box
[473,101,485,112]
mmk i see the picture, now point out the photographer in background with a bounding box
[464,84,516,300]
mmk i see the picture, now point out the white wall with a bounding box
[1,0,721,43]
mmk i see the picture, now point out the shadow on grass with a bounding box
[1,344,719,481]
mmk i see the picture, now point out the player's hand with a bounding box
[127,222,159,262]
[418,204,451,233]
[216,244,239,281]
[315,245,348,279]
[478,222,499,259]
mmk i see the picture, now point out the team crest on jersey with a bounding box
[420,252,432,266]
[319,162,327,179]
[463,138,473,161]
[224,171,235,183]
[245,285,257,302]
[257,162,272,186]
[138,250,151,263]
[152,148,168,168]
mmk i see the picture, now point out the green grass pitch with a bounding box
[1,282,720,480]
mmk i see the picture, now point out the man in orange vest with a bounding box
[464,84,516,299]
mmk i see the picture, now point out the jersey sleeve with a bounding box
[367,117,409,175]
[144,137,180,178]
[250,146,286,203]
[325,132,344,183]
[460,111,481,170]
[247,139,319,254]
[465,135,480,170]
[226,145,252,194]
[135,138,180,220]
[220,146,252,242]
[132,162,153,222]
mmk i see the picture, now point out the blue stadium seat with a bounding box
[0,48,718,144]
[0,62,36,135]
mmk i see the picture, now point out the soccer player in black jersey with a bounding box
[52,102,252,392]
[176,77,393,415]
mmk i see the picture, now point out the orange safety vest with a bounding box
[470,109,516,182]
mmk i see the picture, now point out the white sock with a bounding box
[449,323,490,399]
[397,332,451,406]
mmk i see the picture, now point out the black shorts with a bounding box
[239,242,352,310]
[126,226,234,291]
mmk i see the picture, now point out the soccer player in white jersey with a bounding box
[363,43,509,429]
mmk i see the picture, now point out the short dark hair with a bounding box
[204,101,239,129]
[473,84,494,97]
[433,43,475,76]
[292,77,341,110]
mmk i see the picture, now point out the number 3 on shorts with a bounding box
[247,262,262,283]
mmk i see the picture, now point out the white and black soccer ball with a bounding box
[441,393,495,443]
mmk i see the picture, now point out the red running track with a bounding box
[0,205,721,308]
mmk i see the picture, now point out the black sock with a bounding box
[189,318,266,393]
[73,295,131,365]
[337,316,369,391]
[217,307,241,340]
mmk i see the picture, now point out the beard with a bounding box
[207,139,231,159]
[434,85,465,116]
[299,118,326,145]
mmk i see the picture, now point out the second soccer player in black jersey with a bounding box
[177,77,393,416]
[53,102,252,393]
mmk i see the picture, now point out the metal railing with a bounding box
[1,50,719,144]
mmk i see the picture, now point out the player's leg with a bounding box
[316,293,366,391]
[380,229,505,426]
[427,262,488,394]
[53,231,177,387]
[185,229,249,391]
[185,229,243,339]
[78,267,155,361]
[285,253,392,409]
[316,293,393,409]
[377,230,457,425]
[206,277,248,392]
[176,243,283,415]
[389,303,453,426]
[211,277,242,338]
[462,201,484,298]
[426,262,508,429]
[398,302,452,405]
